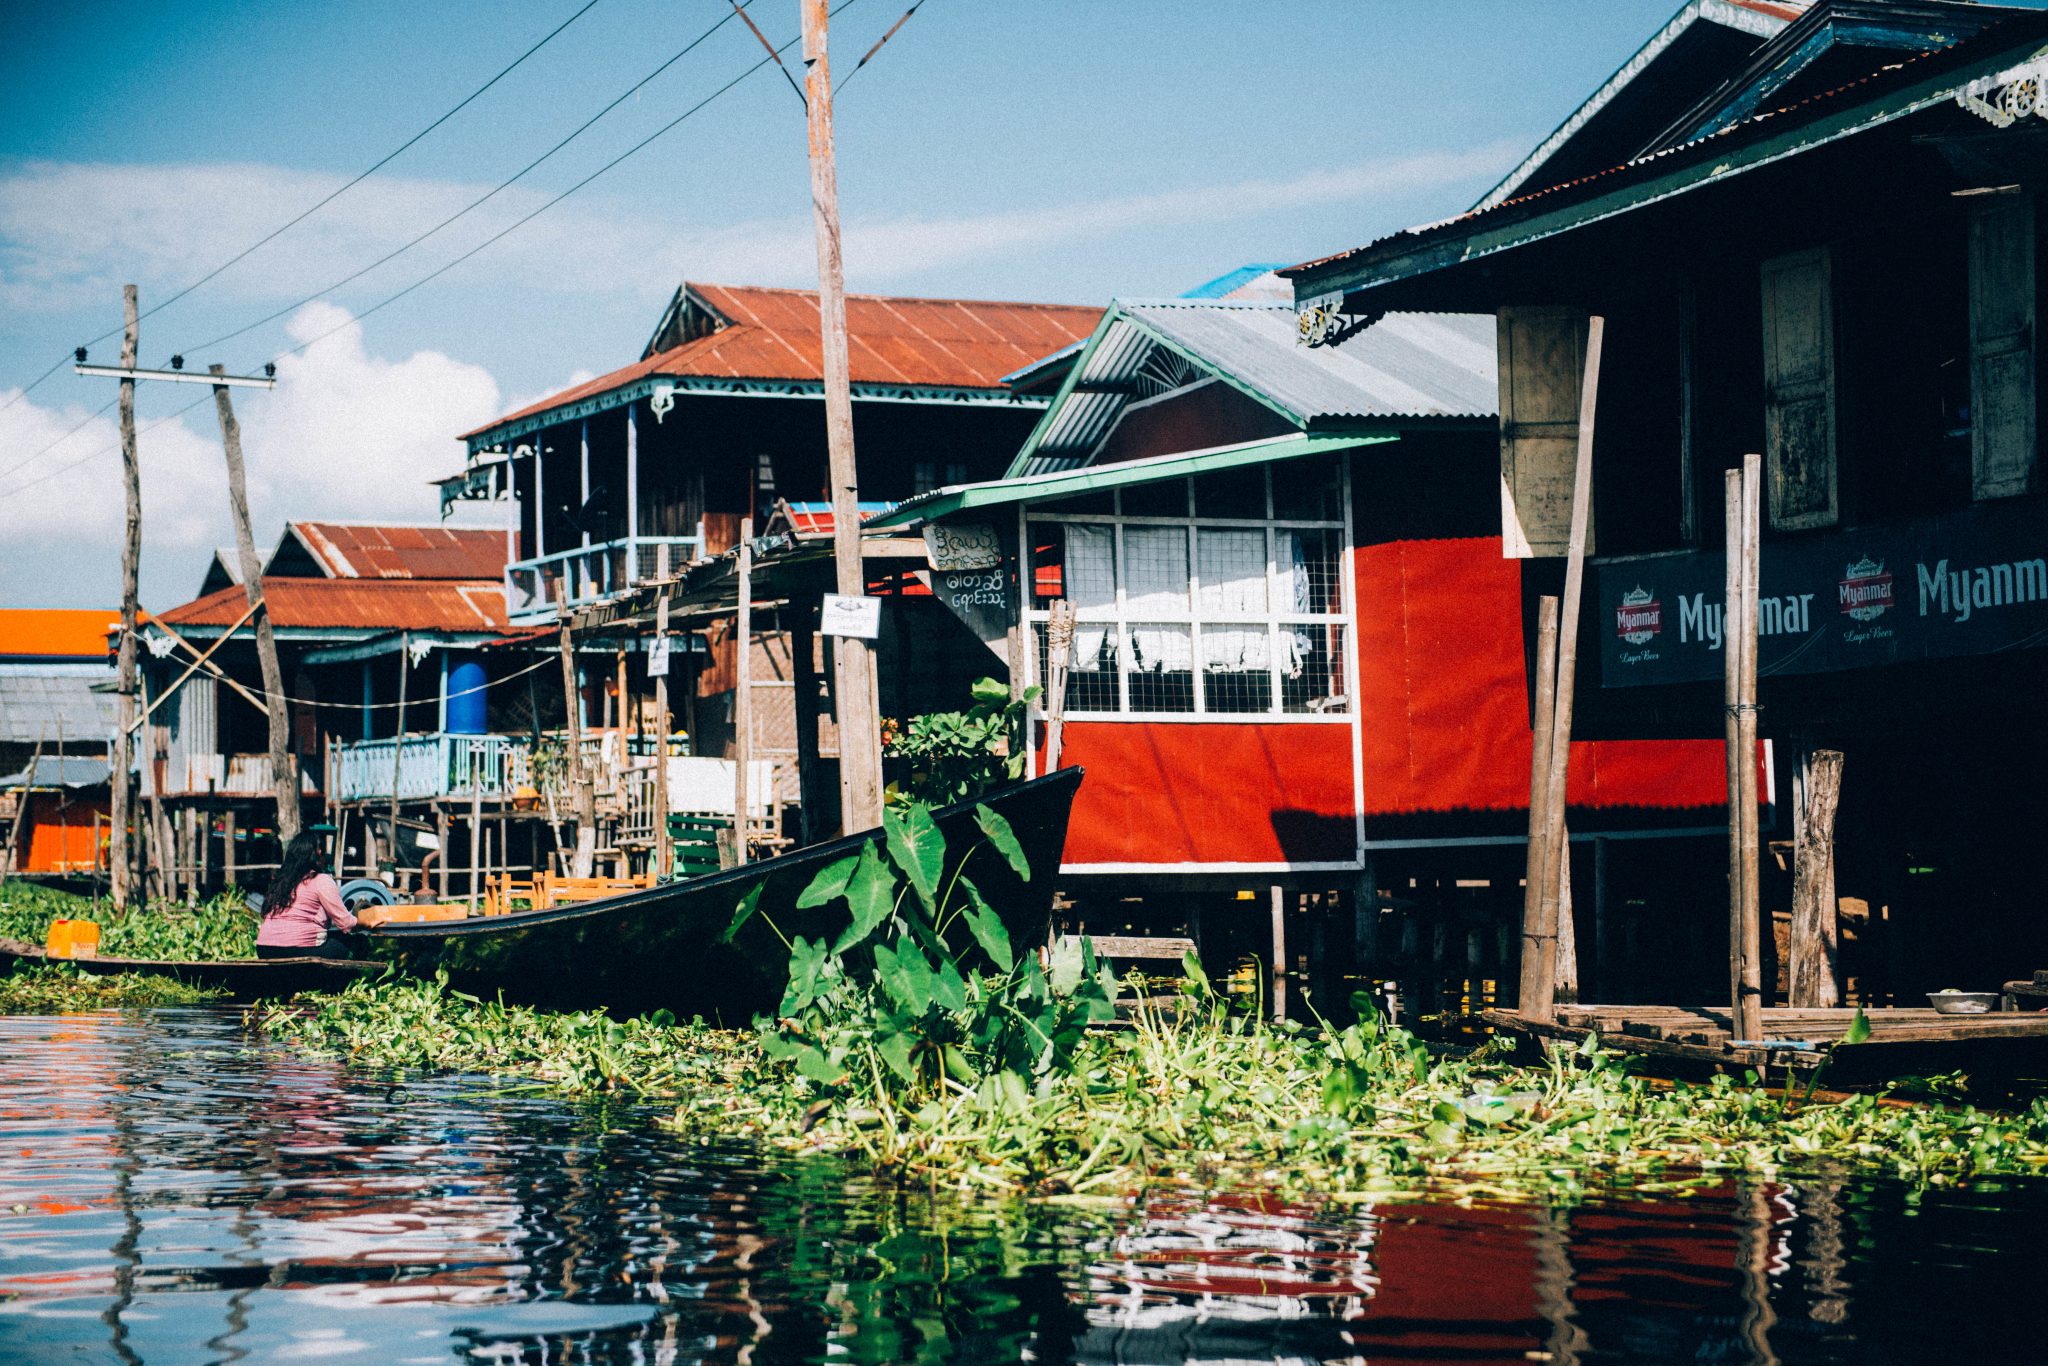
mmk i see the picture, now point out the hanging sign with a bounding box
[647,634,671,677]
[1597,497,2048,687]
[821,593,882,639]
[924,522,1001,571]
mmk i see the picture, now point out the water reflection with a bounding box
[0,1011,2042,1364]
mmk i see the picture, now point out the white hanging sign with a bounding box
[647,634,671,677]
[820,593,881,639]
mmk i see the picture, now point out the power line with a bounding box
[257,2,857,371]
[0,396,117,486]
[836,0,929,96]
[179,2,753,360]
[0,391,218,501]
[5,0,602,416]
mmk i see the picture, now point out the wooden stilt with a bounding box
[1726,457,1765,1042]
[1044,599,1075,771]
[1790,749,1844,1007]
[653,542,673,878]
[1555,824,1577,1004]
[1518,595,1560,1012]
[1270,884,1287,1022]
[468,752,483,915]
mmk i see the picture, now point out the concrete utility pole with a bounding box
[210,364,298,843]
[801,0,884,834]
[112,288,141,908]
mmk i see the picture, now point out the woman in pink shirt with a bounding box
[256,834,359,960]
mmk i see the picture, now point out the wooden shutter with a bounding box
[1970,193,2036,500]
[1761,248,1838,530]
[1497,307,1592,558]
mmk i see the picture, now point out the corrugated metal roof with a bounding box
[1011,301,1496,476]
[1131,304,1496,422]
[0,609,119,660]
[1,756,112,789]
[155,579,508,634]
[287,523,508,580]
[0,671,119,745]
[467,284,1103,440]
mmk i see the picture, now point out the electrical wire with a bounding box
[836,0,928,96]
[0,392,216,501]
[178,1,755,360]
[253,2,856,372]
[3,0,603,415]
[0,396,117,485]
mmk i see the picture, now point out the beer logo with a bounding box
[1838,555,1893,621]
[1615,585,1661,644]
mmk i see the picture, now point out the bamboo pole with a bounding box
[389,632,408,878]
[111,287,140,909]
[1526,315,1604,1024]
[734,517,753,867]
[468,750,483,915]
[802,0,884,835]
[1,726,46,885]
[1517,596,1560,1012]
[1737,452,1764,1040]
[210,364,298,843]
[1725,469,1745,1025]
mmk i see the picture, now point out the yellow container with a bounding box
[45,919,74,957]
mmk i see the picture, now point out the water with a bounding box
[1,1011,2043,1366]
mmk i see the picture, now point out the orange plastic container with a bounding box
[44,919,99,959]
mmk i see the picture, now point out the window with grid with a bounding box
[1027,455,1350,718]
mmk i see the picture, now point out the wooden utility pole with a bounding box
[733,517,754,866]
[1523,316,1604,1023]
[112,287,141,908]
[210,364,298,844]
[1517,596,1560,1012]
[389,632,409,878]
[556,603,596,876]
[653,543,672,879]
[1727,456,1765,1041]
[801,0,884,834]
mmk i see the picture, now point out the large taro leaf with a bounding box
[931,957,969,1013]
[875,1027,918,1082]
[957,877,1015,974]
[779,935,829,1016]
[796,852,861,909]
[883,802,946,913]
[972,803,1030,881]
[718,881,765,944]
[797,1045,845,1085]
[873,941,936,1014]
[832,842,898,953]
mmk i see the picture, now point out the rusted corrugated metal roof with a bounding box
[155,579,508,633]
[285,523,508,580]
[0,608,120,660]
[466,284,1102,438]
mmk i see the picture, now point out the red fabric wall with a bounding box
[1356,536,1726,814]
[1046,722,1354,865]
[21,795,108,874]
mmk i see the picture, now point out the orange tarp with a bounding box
[0,608,117,660]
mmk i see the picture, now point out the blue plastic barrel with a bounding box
[446,660,488,734]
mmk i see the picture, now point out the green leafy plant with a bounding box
[729,798,1116,1152]
[0,962,224,1011]
[884,677,1042,808]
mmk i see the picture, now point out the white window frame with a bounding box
[1021,456,1355,724]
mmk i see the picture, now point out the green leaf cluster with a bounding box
[884,677,1042,808]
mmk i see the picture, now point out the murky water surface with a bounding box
[1,1011,2043,1365]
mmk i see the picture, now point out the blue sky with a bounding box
[1,1,1684,607]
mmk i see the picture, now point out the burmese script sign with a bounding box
[1596,499,2048,687]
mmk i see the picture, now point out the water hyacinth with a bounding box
[0,884,259,960]
[0,963,223,1011]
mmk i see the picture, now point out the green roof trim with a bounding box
[867,431,1395,529]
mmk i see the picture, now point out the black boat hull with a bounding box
[0,938,379,999]
[368,767,1083,1020]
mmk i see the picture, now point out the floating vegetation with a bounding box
[0,885,258,960]
[259,971,760,1101]
[0,963,223,1011]
[252,801,2048,1200]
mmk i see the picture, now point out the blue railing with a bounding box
[333,734,531,802]
[504,535,701,623]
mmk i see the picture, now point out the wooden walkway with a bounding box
[1482,1004,2048,1071]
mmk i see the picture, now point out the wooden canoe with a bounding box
[0,936,379,999]
[365,766,1085,1021]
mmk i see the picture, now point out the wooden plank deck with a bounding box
[1483,1004,2048,1071]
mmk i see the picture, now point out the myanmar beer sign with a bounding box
[1595,498,2048,687]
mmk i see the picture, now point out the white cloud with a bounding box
[0,303,504,606]
[0,144,1517,318]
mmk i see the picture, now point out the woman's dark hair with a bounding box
[263,833,326,917]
